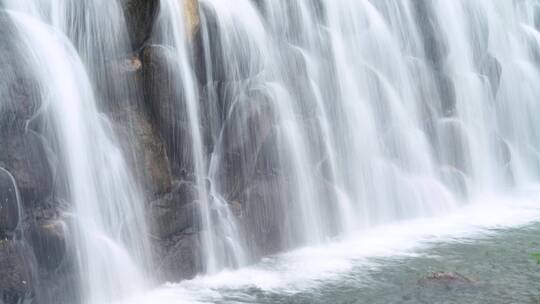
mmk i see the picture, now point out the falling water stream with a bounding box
[3,1,151,303]
[151,0,540,298]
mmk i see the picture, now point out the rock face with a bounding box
[120,0,160,51]
[215,93,277,201]
[149,181,199,239]
[113,105,173,199]
[141,44,199,178]
[0,169,20,233]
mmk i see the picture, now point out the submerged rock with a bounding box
[419,271,477,288]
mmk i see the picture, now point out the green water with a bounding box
[208,223,540,304]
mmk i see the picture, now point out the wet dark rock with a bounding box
[199,4,265,83]
[0,241,36,304]
[240,177,288,256]
[113,105,172,199]
[0,169,20,233]
[154,233,203,281]
[0,131,53,206]
[149,181,200,239]
[120,0,160,51]
[28,220,67,271]
[0,14,42,132]
[151,202,198,240]
[215,92,277,201]
[141,45,198,178]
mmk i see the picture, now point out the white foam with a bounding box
[123,189,540,304]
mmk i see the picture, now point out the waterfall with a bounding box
[186,0,540,271]
[2,0,540,302]
[3,1,151,303]
[153,0,247,274]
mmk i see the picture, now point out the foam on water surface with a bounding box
[124,187,540,304]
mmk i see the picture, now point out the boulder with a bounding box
[28,220,68,271]
[0,168,20,233]
[120,0,160,51]
[0,131,53,206]
[0,241,36,304]
[214,90,277,201]
[239,176,288,256]
[0,13,42,132]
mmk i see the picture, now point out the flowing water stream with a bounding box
[3,1,151,303]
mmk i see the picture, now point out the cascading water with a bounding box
[3,0,540,303]
[167,0,540,273]
[193,0,459,261]
[153,0,247,273]
[3,1,151,303]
